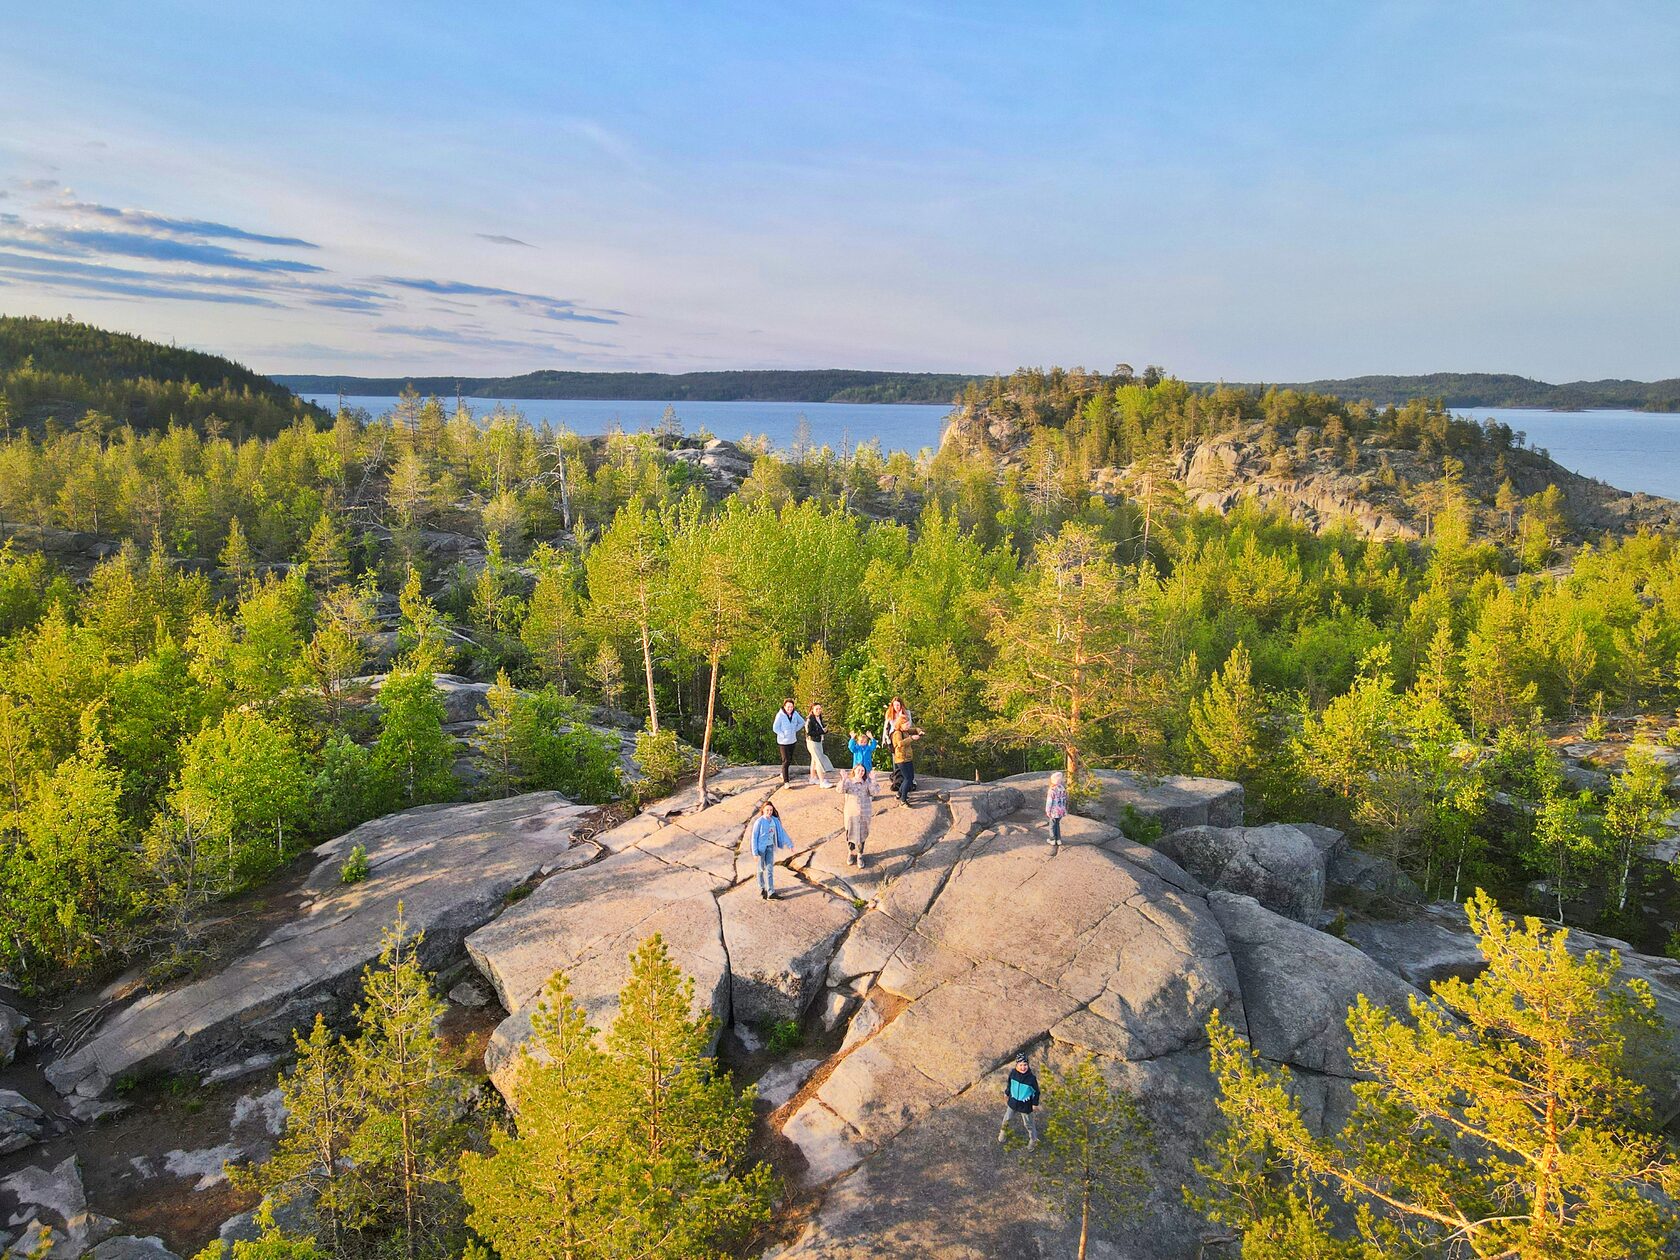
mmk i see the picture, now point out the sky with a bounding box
[0,2,1676,381]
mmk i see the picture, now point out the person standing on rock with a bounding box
[998,1055,1041,1149]
[848,727,879,793]
[750,800,794,899]
[891,714,922,806]
[773,699,806,785]
[842,764,873,867]
[806,702,836,789]
[1045,771,1068,851]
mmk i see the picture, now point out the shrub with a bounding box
[763,1017,802,1056]
[339,843,370,885]
[509,687,623,804]
[633,725,687,792]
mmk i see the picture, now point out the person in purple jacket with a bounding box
[1045,771,1068,851]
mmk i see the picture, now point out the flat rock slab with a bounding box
[997,769,1243,833]
[47,793,591,1099]
[717,882,858,1028]
[468,844,728,1095]
[1158,823,1329,921]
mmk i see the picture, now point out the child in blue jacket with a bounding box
[750,800,794,899]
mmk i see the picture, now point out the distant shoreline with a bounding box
[273,368,1680,413]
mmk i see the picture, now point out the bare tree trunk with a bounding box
[638,608,659,733]
[697,650,721,802]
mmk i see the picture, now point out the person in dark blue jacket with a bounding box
[998,1055,1041,1149]
[749,800,794,899]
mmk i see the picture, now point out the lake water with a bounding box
[305,395,1680,502]
[303,394,952,456]
[1455,408,1680,501]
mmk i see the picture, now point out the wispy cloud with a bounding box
[56,198,318,248]
[374,275,622,323]
[48,227,327,272]
[0,182,626,365]
[476,233,535,248]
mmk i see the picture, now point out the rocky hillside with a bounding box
[11,766,1680,1256]
[944,408,1680,541]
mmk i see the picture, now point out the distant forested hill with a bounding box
[1211,372,1680,412]
[0,316,324,437]
[273,367,981,404]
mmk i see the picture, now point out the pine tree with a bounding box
[220,516,254,588]
[1031,1057,1153,1260]
[232,1015,356,1254]
[674,545,749,803]
[459,973,615,1259]
[1604,747,1669,913]
[397,566,450,675]
[980,522,1133,783]
[476,670,519,799]
[302,580,375,725]
[599,935,777,1257]
[1193,891,1680,1257]
[584,500,669,733]
[1187,642,1266,784]
[345,912,469,1260]
[519,545,580,690]
[587,640,624,713]
[302,511,351,593]
[374,669,456,807]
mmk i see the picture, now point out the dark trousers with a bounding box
[779,742,794,782]
[896,759,915,803]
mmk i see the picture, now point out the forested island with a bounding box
[3,325,1680,1257]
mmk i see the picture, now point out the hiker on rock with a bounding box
[842,764,873,867]
[847,727,879,793]
[773,699,806,785]
[806,701,836,789]
[998,1055,1041,1149]
[750,800,794,899]
[1045,770,1068,851]
[881,696,912,745]
[890,714,922,806]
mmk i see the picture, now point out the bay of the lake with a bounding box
[303,395,952,456]
[304,395,1680,502]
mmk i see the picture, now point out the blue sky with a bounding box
[1,2,1676,379]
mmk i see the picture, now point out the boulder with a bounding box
[0,1090,46,1155]
[89,1239,181,1260]
[0,1156,118,1260]
[1209,892,1424,1077]
[346,672,494,725]
[1157,823,1328,921]
[1327,848,1422,908]
[0,1003,25,1067]
[47,793,593,1100]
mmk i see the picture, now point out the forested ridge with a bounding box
[0,315,324,439]
[274,367,980,404]
[3,332,1680,1258]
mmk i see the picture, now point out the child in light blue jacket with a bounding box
[750,800,794,899]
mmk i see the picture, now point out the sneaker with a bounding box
[996,1129,1006,1144]
[760,888,768,899]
